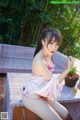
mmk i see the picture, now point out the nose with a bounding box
[52,45,56,50]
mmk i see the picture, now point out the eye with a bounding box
[49,41,53,44]
[56,43,59,46]
[56,44,59,47]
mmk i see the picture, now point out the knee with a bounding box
[62,108,68,120]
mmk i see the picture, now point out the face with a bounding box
[48,39,59,55]
[42,38,59,56]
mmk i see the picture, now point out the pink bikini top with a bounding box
[48,65,54,71]
[45,60,55,72]
[32,60,55,77]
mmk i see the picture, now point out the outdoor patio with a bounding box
[0,1,80,120]
[0,44,80,120]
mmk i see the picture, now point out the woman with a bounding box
[22,28,75,120]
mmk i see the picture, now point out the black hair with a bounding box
[33,28,62,57]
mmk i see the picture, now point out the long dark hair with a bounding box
[33,28,62,57]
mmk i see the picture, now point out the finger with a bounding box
[69,56,73,60]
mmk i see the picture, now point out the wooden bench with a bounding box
[13,106,42,120]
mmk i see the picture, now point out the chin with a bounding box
[51,52,54,55]
[49,53,54,56]
[48,51,55,56]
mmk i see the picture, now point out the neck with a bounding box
[41,48,51,60]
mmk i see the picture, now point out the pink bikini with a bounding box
[47,61,55,72]
[23,60,62,100]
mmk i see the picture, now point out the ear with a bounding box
[41,39,45,46]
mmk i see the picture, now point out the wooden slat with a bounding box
[13,106,42,120]
[13,107,24,120]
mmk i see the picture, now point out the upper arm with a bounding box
[38,60,52,80]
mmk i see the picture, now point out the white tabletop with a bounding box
[6,72,80,104]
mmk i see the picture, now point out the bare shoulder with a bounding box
[32,54,43,70]
[32,54,52,80]
[32,52,46,67]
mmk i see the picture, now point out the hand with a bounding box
[67,56,75,70]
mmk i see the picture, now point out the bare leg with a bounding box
[46,99,68,120]
[22,94,63,120]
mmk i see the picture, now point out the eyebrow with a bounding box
[50,40,57,43]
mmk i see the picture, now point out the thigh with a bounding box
[47,99,68,120]
[22,94,62,120]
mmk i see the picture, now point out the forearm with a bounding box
[58,56,75,83]
[58,68,70,83]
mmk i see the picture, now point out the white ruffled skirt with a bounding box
[23,74,63,100]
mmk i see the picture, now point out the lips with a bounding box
[50,51,54,53]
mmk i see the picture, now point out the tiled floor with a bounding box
[0,74,73,120]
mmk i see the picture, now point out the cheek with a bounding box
[48,44,59,51]
[56,46,59,50]
[47,44,51,50]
